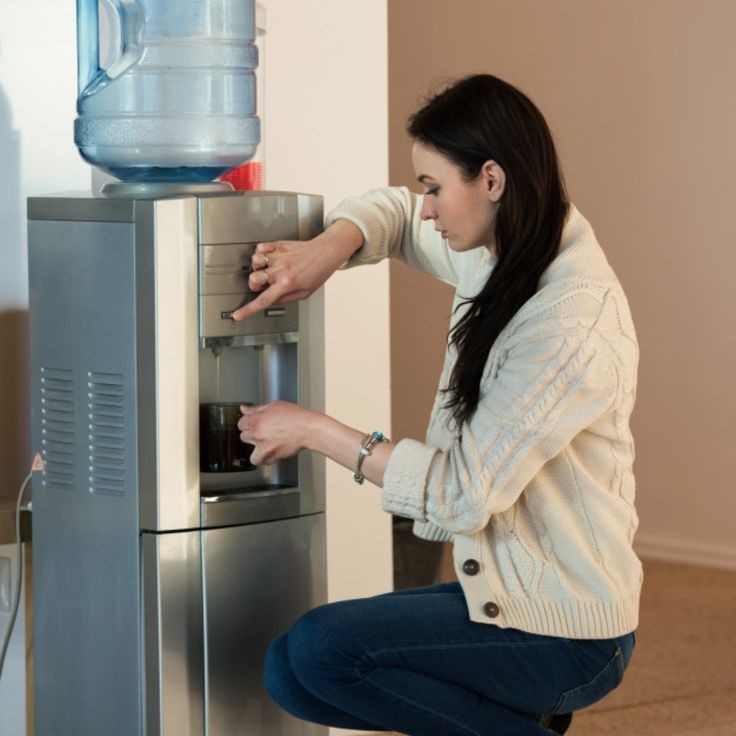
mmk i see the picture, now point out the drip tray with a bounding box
[200,468,294,494]
[200,483,301,528]
[201,483,296,500]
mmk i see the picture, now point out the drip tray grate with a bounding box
[201,483,296,501]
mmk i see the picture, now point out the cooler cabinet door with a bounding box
[203,512,327,736]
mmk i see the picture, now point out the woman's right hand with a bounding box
[232,219,364,321]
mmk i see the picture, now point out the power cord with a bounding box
[0,472,32,682]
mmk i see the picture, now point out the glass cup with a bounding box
[199,402,255,473]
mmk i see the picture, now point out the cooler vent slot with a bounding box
[88,372,126,497]
[40,367,76,491]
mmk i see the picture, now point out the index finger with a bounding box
[231,284,284,321]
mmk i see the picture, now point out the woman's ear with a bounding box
[482,160,505,203]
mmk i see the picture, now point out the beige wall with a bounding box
[260,0,393,667]
[388,0,736,568]
[264,4,392,732]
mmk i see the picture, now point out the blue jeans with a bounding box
[264,582,635,736]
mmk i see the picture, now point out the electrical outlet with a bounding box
[0,556,11,612]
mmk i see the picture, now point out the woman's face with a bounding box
[411,141,503,253]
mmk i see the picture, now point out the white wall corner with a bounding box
[261,6,391,734]
[259,2,389,734]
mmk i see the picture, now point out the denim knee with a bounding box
[288,606,334,668]
[287,603,359,693]
[262,621,385,733]
[263,606,340,703]
[263,632,291,705]
[263,630,333,723]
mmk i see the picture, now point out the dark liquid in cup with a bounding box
[200,402,255,473]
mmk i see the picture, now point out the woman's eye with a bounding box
[425,187,440,196]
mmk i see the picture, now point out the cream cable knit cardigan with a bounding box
[326,187,643,639]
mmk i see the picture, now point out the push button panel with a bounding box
[195,191,324,339]
[200,294,297,338]
[199,242,254,296]
[198,242,297,338]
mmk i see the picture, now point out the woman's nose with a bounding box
[420,199,436,221]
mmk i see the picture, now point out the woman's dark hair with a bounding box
[407,74,570,432]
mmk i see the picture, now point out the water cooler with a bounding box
[28,187,328,735]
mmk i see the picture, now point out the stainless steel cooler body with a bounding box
[28,190,327,736]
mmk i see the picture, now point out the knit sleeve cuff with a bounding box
[324,187,463,285]
[381,438,439,520]
[325,197,392,269]
[413,520,454,543]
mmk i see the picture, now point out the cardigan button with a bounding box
[483,601,500,619]
[462,559,480,576]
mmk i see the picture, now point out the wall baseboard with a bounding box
[634,533,736,572]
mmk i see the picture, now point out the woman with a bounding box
[234,74,642,736]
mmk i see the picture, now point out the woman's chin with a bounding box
[447,238,476,252]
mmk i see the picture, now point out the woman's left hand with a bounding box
[238,401,319,465]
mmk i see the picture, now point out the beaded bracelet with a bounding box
[353,431,388,485]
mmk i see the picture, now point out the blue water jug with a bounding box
[74,0,260,183]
